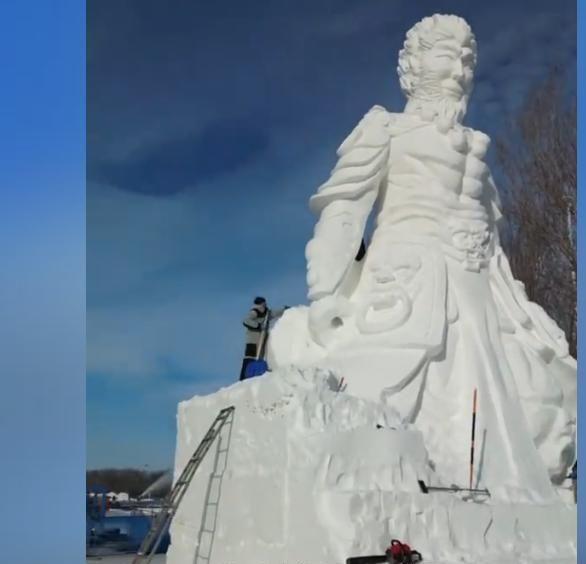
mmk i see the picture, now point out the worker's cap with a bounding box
[253,296,266,305]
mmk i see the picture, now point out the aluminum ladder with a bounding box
[132,405,235,564]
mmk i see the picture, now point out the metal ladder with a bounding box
[132,406,235,564]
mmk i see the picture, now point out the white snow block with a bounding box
[166,368,576,564]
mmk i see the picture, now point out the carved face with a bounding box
[398,15,477,107]
[419,38,475,102]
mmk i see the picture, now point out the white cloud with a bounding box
[87,268,305,382]
[88,291,241,379]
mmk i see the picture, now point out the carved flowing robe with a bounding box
[300,106,576,499]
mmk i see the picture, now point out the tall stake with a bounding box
[469,388,478,490]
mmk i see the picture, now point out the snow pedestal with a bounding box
[166,368,576,564]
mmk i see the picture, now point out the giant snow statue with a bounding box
[271,12,576,497]
[167,14,577,564]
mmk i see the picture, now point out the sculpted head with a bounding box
[398,15,477,125]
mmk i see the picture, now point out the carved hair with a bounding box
[398,14,477,99]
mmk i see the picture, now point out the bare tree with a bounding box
[496,70,576,357]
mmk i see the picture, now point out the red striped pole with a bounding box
[469,388,478,490]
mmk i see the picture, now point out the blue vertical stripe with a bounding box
[577,0,584,557]
[0,1,85,563]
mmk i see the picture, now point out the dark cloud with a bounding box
[87,0,576,173]
[464,6,576,136]
[92,118,270,196]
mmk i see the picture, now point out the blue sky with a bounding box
[87,0,577,470]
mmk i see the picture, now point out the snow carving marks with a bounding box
[306,105,390,302]
[447,218,492,272]
[357,250,420,334]
[398,15,477,107]
[167,11,576,562]
[246,396,291,419]
[358,241,447,351]
[461,130,490,199]
[446,501,493,556]
[169,363,576,563]
[285,11,576,497]
[306,204,364,300]
[490,248,571,361]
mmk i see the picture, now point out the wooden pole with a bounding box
[469,388,478,490]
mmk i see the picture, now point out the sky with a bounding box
[87,0,577,470]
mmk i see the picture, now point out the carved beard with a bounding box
[406,72,469,132]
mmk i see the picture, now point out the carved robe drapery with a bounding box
[300,105,575,495]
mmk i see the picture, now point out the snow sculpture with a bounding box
[168,14,577,564]
[273,14,576,499]
[167,370,577,564]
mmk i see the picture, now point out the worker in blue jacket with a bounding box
[239,297,287,381]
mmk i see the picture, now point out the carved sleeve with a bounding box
[305,106,391,301]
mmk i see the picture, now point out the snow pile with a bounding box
[166,367,576,564]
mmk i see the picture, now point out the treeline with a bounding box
[497,68,576,357]
[87,468,170,498]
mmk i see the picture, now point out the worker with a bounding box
[240,297,287,381]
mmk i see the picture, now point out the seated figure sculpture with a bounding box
[271,14,576,501]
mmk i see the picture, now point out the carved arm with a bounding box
[305,106,391,301]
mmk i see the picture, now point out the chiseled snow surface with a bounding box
[166,368,576,564]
